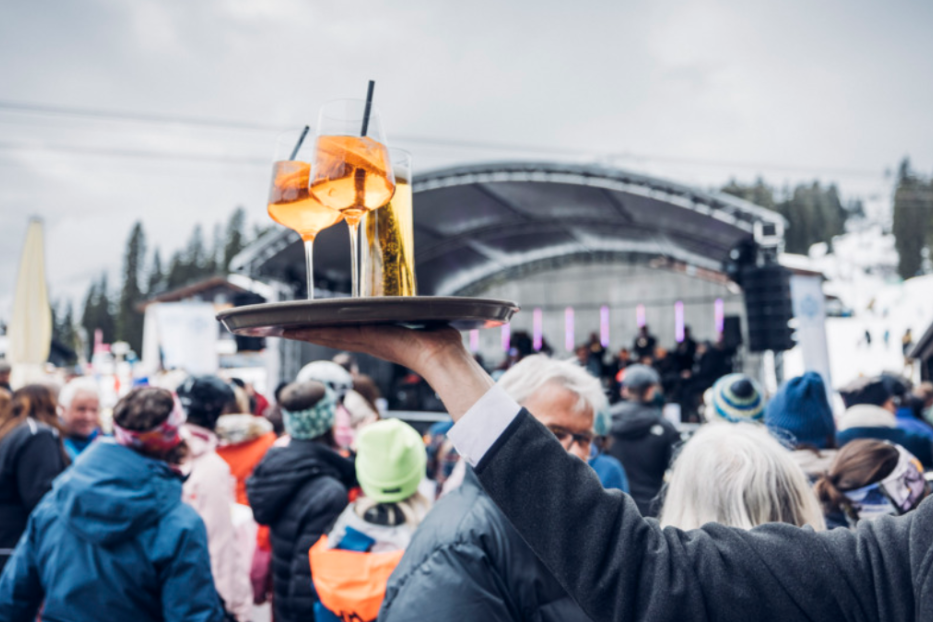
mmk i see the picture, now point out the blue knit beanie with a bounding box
[765,371,835,449]
[706,374,765,423]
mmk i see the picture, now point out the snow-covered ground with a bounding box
[782,225,933,391]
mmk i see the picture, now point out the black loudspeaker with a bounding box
[232,292,266,352]
[742,264,795,352]
[721,316,743,351]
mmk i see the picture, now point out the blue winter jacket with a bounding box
[0,440,226,622]
[895,407,933,443]
[588,453,630,493]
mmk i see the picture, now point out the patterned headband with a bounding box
[843,444,928,525]
[282,387,337,440]
[113,396,187,454]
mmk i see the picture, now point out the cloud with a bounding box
[0,0,931,321]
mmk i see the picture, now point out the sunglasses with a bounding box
[546,424,594,451]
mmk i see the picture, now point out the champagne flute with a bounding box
[267,128,344,300]
[309,99,395,298]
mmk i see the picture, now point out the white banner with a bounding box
[141,303,219,376]
[789,274,832,390]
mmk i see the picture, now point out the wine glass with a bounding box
[267,128,344,300]
[309,99,395,298]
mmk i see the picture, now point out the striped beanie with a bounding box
[705,374,765,424]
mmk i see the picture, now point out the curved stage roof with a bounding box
[232,161,785,297]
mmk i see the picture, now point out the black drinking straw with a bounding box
[289,125,310,160]
[360,80,375,136]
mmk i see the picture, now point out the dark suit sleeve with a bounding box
[475,409,927,622]
[16,431,65,512]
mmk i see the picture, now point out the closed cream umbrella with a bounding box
[8,218,52,388]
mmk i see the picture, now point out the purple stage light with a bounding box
[533,308,543,351]
[565,307,574,351]
[600,305,610,347]
[675,300,685,343]
[715,298,725,334]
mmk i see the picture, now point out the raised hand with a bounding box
[282,325,494,421]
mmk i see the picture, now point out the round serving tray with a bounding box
[217,296,521,337]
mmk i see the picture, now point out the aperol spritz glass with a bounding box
[267,129,344,300]
[309,99,395,297]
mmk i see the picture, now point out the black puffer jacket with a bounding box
[247,439,355,622]
[0,420,67,573]
[380,468,592,622]
[607,401,680,517]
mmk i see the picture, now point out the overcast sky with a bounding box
[1,0,932,321]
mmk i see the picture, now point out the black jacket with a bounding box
[607,401,679,516]
[477,409,933,622]
[380,468,591,622]
[246,439,355,622]
[0,420,67,573]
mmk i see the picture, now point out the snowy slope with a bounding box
[782,226,932,389]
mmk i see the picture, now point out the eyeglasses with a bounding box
[546,424,593,452]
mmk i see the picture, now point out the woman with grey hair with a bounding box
[659,423,825,531]
[58,377,101,460]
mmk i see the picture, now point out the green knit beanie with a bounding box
[355,419,426,504]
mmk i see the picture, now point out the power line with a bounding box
[0,100,284,132]
[0,141,267,166]
[0,100,892,179]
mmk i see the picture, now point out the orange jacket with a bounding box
[217,431,277,506]
[309,535,404,622]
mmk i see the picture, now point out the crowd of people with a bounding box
[0,335,932,621]
[500,324,734,423]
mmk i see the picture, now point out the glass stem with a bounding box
[348,221,360,298]
[303,238,315,301]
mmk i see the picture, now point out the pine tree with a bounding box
[148,247,164,295]
[96,273,116,346]
[61,302,77,358]
[80,281,98,358]
[846,198,866,220]
[52,300,78,365]
[186,224,207,278]
[892,158,932,279]
[223,207,247,271]
[208,222,223,276]
[724,179,851,255]
[722,177,776,210]
[80,273,116,358]
[116,222,147,354]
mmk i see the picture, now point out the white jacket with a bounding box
[182,424,252,622]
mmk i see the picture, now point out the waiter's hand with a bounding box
[283,325,495,421]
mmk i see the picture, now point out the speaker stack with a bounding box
[232,291,267,352]
[741,264,795,353]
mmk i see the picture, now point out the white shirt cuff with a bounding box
[448,384,522,466]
